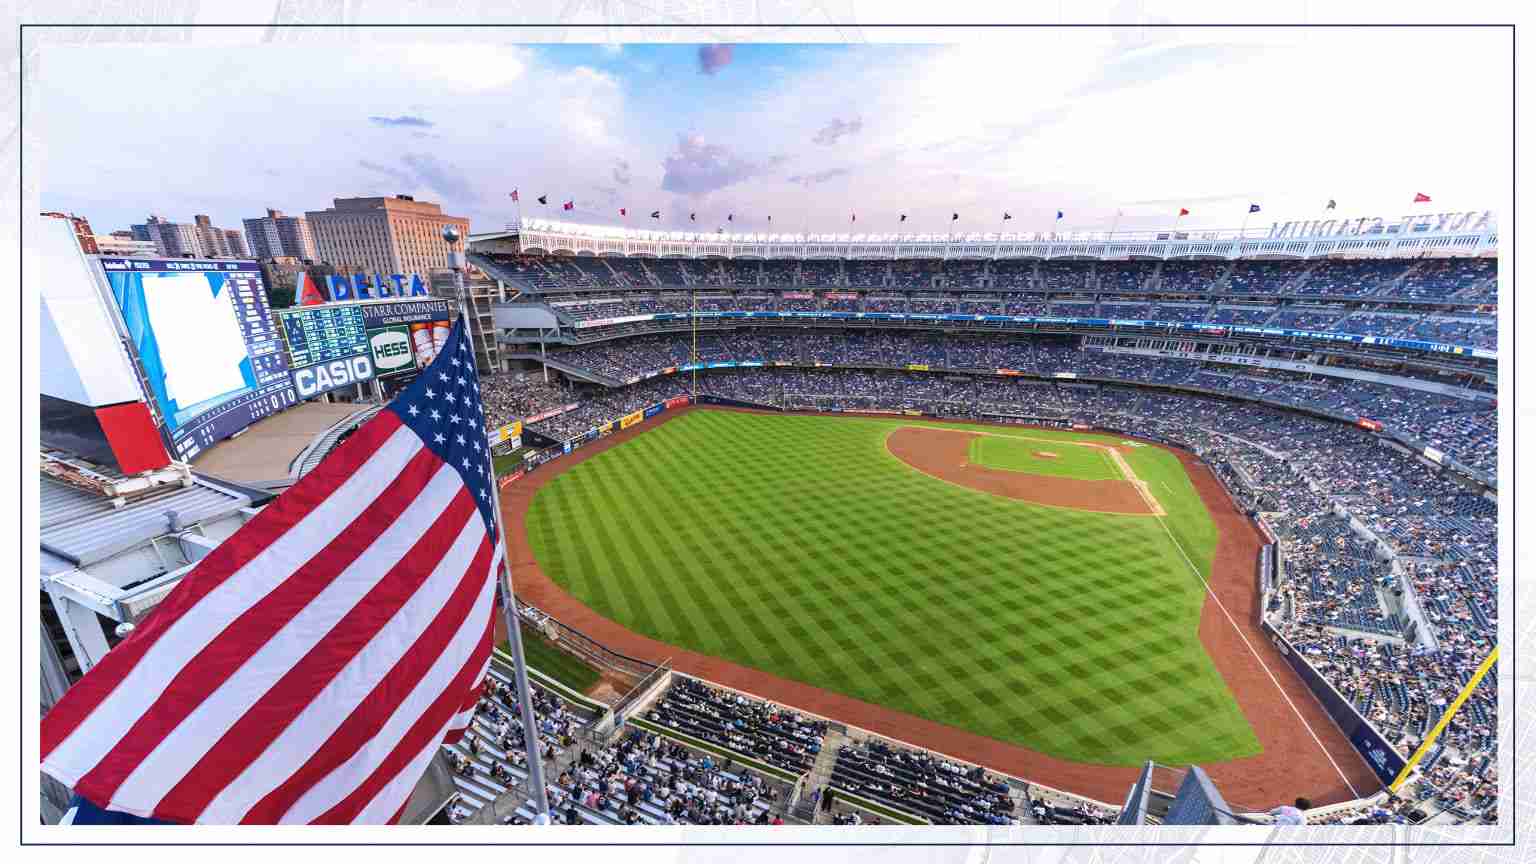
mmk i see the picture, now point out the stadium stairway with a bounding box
[802,727,848,824]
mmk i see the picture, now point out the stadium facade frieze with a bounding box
[477,211,1497,262]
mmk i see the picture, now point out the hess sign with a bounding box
[292,355,375,398]
[370,327,415,374]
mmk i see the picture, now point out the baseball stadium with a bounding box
[440,217,1496,827]
[32,35,1504,833]
[35,213,1500,830]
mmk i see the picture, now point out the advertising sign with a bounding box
[665,395,691,410]
[359,299,454,328]
[620,411,643,430]
[368,325,417,378]
[906,364,930,372]
[291,355,375,398]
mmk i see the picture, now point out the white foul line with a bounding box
[1149,508,1361,799]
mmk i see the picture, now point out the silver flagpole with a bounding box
[443,226,552,823]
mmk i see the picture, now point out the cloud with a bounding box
[787,168,849,187]
[697,44,734,75]
[661,134,781,196]
[357,158,412,186]
[612,158,632,186]
[368,114,433,128]
[358,153,478,204]
[401,152,477,203]
[812,117,862,145]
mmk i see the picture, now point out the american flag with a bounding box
[41,318,503,824]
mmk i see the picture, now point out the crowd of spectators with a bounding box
[647,677,828,774]
[831,737,1019,825]
[480,253,1495,307]
[553,729,785,825]
[505,332,1493,470]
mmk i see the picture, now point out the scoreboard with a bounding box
[279,305,369,368]
[98,258,297,461]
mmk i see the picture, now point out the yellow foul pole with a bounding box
[1389,645,1498,792]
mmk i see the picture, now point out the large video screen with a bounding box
[99,258,296,460]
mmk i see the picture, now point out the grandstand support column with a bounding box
[444,225,551,823]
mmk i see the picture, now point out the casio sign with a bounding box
[371,328,413,371]
[293,355,375,398]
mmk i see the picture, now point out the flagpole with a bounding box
[445,228,551,824]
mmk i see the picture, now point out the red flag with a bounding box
[1178,207,1190,217]
[619,208,627,217]
[562,201,574,211]
[850,212,856,223]
[297,273,327,307]
[1413,192,1432,203]
[40,319,501,824]
[509,189,519,202]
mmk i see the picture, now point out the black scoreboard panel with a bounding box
[278,305,369,368]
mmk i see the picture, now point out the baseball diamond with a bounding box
[522,408,1255,766]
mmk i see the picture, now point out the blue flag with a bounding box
[1056,211,1064,220]
[1248,203,1261,213]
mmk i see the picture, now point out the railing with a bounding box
[516,600,659,687]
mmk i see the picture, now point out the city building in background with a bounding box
[91,234,158,256]
[127,214,248,258]
[243,208,317,261]
[40,211,98,254]
[306,194,469,276]
[223,228,250,258]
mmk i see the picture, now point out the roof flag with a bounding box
[40,320,505,824]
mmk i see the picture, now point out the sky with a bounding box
[34,29,1512,239]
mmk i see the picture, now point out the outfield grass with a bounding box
[965,433,1119,481]
[525,410,1259,766]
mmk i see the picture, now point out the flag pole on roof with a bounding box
[445,238,552,824]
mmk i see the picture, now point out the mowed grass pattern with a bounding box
[526,410,1260,766]
[966,434,1119,481]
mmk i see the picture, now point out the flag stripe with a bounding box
[337,618,496,824]
[118,464,472,820]
[39,412,406,761]
[237,535,496,824]
[42,421,422,787]
[198,532,496,825]
[77,446,449,808]
[360,634,494,825]
[277,569,496,824]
